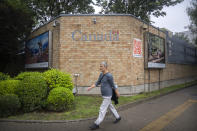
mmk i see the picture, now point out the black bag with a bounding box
[111,88,119,105]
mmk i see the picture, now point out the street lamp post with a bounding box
[73,73,80,96]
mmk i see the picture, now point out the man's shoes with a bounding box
[113,117,121,124]
[89,123,99,130]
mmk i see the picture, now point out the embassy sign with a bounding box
[72,30,119,41]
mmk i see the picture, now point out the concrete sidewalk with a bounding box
[0,85,197,131]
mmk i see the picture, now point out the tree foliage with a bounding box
[187,0,197,45]
[96,0,183,22]
[0,0,35,73]
[25,0,95,26]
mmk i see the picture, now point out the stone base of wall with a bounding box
[74,76,197,95]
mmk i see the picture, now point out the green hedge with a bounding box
[15,72,47,112]
[0,72,10,81]
[0,80,20,95]
[15,72,43,80]
[0,94,21,117]
[43,69,73,91]
[0,70,74,115]
[47,87,74,111]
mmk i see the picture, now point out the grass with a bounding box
[2,80,197,121]
[117,80,197,106]
[5,96,102,120]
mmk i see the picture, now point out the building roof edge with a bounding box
[32,14,165,34]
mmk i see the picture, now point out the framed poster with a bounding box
[144,32,166,68]
[25,31,52,68]
[133,38,142,57]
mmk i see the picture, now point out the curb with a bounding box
[0,84,196,123]
[0,117,97,123]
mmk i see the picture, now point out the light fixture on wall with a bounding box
[53,20,60,27]
[92,18,96,24]
[141,24,147,31]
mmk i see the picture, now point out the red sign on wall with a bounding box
[133,38,142,57]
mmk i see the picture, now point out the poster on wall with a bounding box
[25,31,51,68]
[133,38,142,57]
[145,32,166,68]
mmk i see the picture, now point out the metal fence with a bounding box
[166,32,197,65]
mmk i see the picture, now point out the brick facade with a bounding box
[29,14,197,94]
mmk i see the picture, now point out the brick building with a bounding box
[26,14,197,95]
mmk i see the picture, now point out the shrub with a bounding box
[47,87,74,111]
[0,72,10,81]
[0,94,21,117]
[15,72,47,112]
[43,69,73,91]
[15,71,43,80]
[0,80,20,95]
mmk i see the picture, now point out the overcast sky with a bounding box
[94,0,192,33]
[151,0,192,33]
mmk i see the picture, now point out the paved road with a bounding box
[0,85,197,131]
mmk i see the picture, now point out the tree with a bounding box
[187,0,197,45]
[0,0,35,74]
[174,33,190,44]
[25,0,95,27]
[96,0,183,22]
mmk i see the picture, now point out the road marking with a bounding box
[139,99,197,131]
[188,99,197,103]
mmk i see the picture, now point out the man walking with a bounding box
[88,61,121,130]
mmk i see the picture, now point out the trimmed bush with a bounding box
[15,71,42,80]
[0,94,21,117]
[0,80,20,95]
[15,72,47,112]
[0,72,10,81]
[43,69,73,91]
[47,87,74,111]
